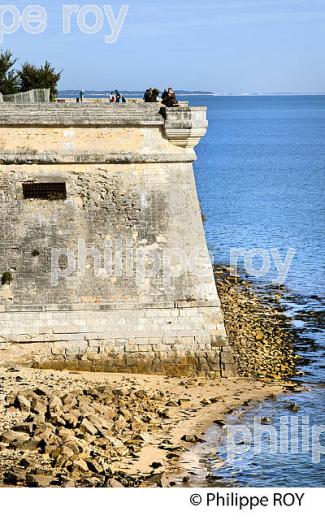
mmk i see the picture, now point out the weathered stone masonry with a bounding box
[0,103,235,376]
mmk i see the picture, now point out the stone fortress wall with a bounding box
[0,102,235,377]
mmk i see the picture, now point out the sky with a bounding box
[3,0,325,93]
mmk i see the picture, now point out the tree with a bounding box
[0,49,20,95]
[18,60,62,101]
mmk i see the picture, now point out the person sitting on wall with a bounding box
[115,90,121,103]
[110,91,116,103]
[161,87,178,107]
[161,88,168,103]
[144,88,160,102]
[144,88,152,102]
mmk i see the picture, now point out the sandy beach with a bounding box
[0,365,294,487]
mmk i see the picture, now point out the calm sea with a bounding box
[182,95,325,487]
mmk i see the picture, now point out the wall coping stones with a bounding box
[0,103,208,151]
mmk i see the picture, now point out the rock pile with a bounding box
[214,265,298,379]
[0,382,174,487]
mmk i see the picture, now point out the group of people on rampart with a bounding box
[77,87,179,106]
[143,87,179,107]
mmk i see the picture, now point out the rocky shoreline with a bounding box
[214,265,299,379]
[0,266,301,488]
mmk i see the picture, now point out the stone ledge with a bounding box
[0,151,196,165]
[0,300,221,313]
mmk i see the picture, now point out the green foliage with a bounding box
[1,271,13,285]
[18,60,62,101]
[0,50,62,100]
[0,49,20,95]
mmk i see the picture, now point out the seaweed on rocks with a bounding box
[214,265,299,380]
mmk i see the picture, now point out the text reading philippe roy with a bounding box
[190,491,305,510]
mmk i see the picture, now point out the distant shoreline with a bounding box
[58,90,214,96]
[59,91,325,98]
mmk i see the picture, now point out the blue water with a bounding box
[182,95,325,487]
[187,95,325,296]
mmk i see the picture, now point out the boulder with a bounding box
[64,439,85,456]
[49,396,63,412]
[61,478,76,488]
[112,388,126,398]
[71,459,89,473]
[33,386,49,396]
[86,414,108,431]
[15,395,31,413]
[86,460,103,474]
[63,413,79,428]
[261,417,272,425]
[20,439,42,452]
[150,462,163,469]
[5,395,16,407]
[26,473,54,487]
[1,430,30,445]
[130,417,146,432]
[181,434,204,444]
[12,422,34,435]
[80,418,98,436]
[108,478,124,487]
[4,469,26,485]
[49,413,65,427]
[31,399,47,416]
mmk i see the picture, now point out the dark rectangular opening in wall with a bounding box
[22,183,67,200]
